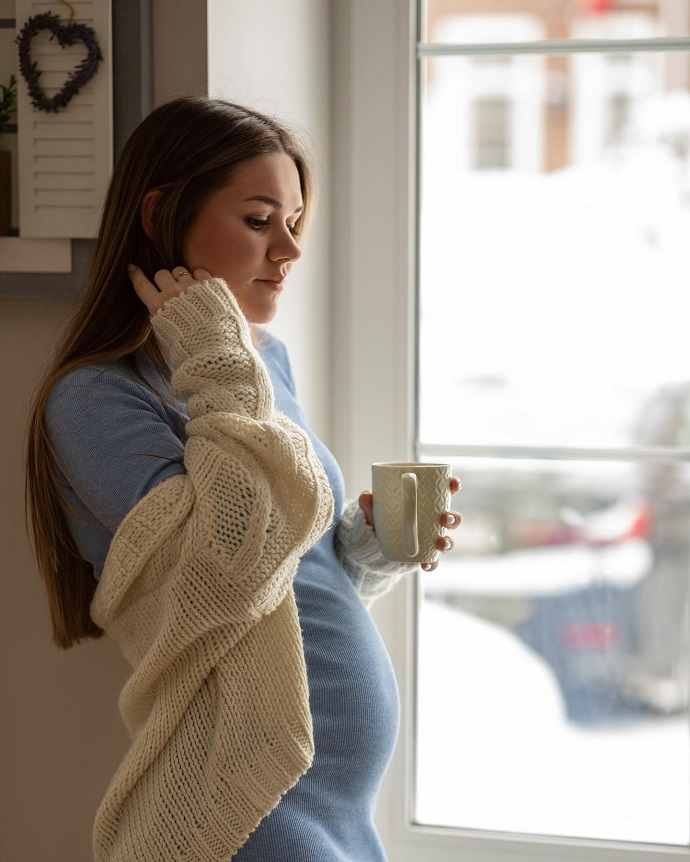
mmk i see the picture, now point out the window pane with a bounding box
[415,456,690,844]
[423,0,690,43]
[416,36,690,847]
[419,51,690,449]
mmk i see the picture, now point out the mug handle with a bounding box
[401,472,419,557]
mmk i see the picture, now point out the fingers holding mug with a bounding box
[358,491,375,529]
[442,477,463,536]
[421,533,455,572]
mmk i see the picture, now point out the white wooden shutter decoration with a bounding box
[16,0,112,239]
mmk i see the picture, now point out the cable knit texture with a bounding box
[336,502,416,605]
[90,278,334,862]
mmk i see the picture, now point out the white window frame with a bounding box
[330,0,690,859]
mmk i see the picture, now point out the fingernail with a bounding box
[442,538,452,551]
[127,263,136,272]
[422,563,432,571]
[446,513,456,526]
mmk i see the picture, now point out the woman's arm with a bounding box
[335,499,417,605]
[92,273,334,644]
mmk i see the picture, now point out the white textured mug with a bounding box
[372,462,452,564]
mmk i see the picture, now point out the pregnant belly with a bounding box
[231,560,400,861]
[294,563,401,803]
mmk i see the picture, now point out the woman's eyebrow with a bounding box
[242,194,304,213]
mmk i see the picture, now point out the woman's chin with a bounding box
[246,315,276,328]
[244,300,280,326]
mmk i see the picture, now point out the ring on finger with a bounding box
[173,268,190,281]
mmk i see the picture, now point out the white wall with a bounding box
[206,0,332,443]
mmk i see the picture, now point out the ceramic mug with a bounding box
[372,462,452,563]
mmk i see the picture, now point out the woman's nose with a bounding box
[269,230,302,263]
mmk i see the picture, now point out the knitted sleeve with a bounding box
[90,278,334,862]
[335,498,417,605]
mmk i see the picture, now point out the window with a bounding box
[416,0,690,855]
[331,0,690,859]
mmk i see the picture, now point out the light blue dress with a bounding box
[45,332,400,861]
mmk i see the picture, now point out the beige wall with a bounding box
[0,3,209,857]
[0,299,131,860]
[151,0,208,103]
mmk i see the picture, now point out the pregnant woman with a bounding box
[26,96,461,861]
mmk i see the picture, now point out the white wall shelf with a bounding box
[0,235,71,271]
[0,0,112,274]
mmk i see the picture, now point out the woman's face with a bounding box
[184,152,304,324]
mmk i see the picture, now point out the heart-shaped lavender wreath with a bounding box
[16,11,103,113]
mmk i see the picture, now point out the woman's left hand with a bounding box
[358,476,462,571]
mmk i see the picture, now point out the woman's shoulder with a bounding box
[51,359,124,388]
[45,358,166,426]
[49,359,136,399]
[44,357,186,475]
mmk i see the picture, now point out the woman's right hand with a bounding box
[129,264,212,316]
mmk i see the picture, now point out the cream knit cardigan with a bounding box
[90,278,335,861]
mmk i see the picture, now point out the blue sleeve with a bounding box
[45,367,186,534]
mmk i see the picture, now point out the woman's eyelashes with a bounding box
[245,216,299,235]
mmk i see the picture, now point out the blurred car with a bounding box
[424,384,690,725]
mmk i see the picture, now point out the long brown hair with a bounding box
[25,96,315,649]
